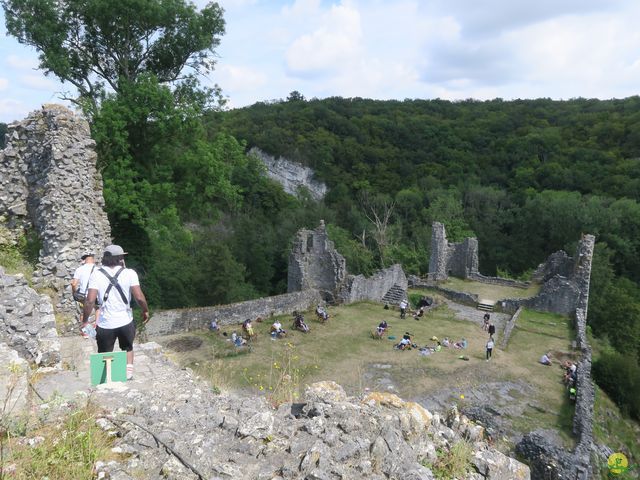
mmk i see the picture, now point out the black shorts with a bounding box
[96,321,136,353]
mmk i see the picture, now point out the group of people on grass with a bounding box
[538,351,579,401]
[210,304,330,346]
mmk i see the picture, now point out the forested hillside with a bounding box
[209,95,640,418]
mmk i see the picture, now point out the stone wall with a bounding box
[250,147,327,201]
[499,306,523,349]
[287,220,347,301]
[427,222,479,281]
[0,267,60,367]
[146,289,322,337]
[516,234,596,480]
[338,264,407,304]
[468,272,530,289]
[0,105,112,315]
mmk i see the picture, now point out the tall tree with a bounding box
[2,0,225,113]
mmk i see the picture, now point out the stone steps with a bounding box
[382,284,406,305]
[477,299,495,312]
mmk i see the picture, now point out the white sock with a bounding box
[126,364,134,380]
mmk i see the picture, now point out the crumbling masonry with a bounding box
[287,220,408,305]
[0,105,112,315]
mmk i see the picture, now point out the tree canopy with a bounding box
[2,0,225,112]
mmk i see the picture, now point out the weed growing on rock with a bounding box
[426,440,473,479]
[2,406,117,479]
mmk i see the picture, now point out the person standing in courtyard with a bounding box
[81,245,149,380]
[486,336,495,361]
[399,299,408,319]
[488,321,496,337]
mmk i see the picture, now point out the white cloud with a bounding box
[0,78,8,91]
[504,9,640,99]
[0,98,30,123]
[21,74,59,91]
[216,63,268,91]
[285,2,363,75]
[6,54,38,70]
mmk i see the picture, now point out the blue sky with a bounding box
[1,0,640,123]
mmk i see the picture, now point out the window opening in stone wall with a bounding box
[307,235,314,252]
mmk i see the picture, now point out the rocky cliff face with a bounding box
[55,343,531,480]
[250,147,328,201]
[0,105,111,315]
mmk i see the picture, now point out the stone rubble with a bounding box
[79,347,530,480]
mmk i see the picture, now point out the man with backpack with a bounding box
[81,245,149,380]
[71,253,99,329]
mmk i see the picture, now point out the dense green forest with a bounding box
[2,0,639,419]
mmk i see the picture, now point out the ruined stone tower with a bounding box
[0,105,112,313]
[427,222,479,281]
[287,220,347,301]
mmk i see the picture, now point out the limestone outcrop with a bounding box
[250,147,328,201]
[0,105,111,315]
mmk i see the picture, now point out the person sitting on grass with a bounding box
[316,304,329,322]
[397,336,412,350]
[412,307,425,320]
[376,320,389,336]
[442,337,451,348]
[209,319,220,332]
[539,352,552,365]
[271,320,287,338]
[453,338,468,349]
[231,331,247,347]
[242,318,255,339]
[293,312,310,333]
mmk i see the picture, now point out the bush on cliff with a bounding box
[593,351,640,420]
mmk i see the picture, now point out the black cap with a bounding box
[81,253,94,260]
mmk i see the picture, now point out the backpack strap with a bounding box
[98,267,129,305]
[81,264,95,295]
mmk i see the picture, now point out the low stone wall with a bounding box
[468,273,530,289]
[500,306,523,349]
[429,286,478,307]
[146,289,322,337]
[339,264,407,304]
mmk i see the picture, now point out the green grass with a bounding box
[442,277,541,301]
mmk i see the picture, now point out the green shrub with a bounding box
[593,351,640,420]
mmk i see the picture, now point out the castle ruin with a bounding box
[288,220,408,305]
[0,105,112,315]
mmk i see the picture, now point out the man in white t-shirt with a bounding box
[82,245,149,380]
[71,253,100,326]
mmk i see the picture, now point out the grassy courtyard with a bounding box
[158,292,577,445]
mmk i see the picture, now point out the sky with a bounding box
[1,0,640,123]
